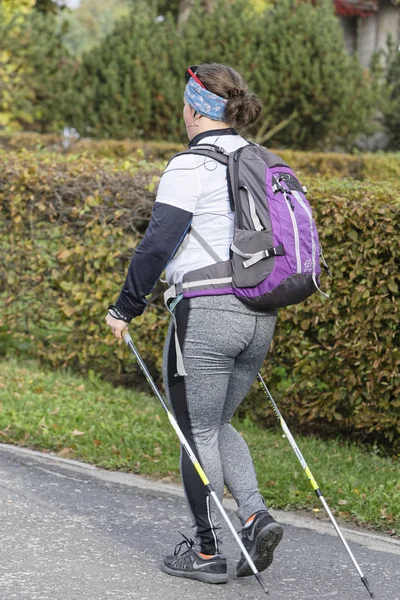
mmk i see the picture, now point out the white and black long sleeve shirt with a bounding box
[115,129,248,320]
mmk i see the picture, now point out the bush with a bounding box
[1,149,399,453]
[0,132,184,160]
[383,39,400,150]
[0,151,164,386]
[64,0,377,149]
[0,5,74,133]
[246,176,399,454]
[1,132,399,180]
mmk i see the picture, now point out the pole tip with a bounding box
[255,572,269,595]
[361,576,374,599]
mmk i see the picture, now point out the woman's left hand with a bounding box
[105,313,128,339]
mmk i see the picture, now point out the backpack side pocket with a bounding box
[231,228,284,288]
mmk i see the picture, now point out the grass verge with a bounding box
[0,358,398,536]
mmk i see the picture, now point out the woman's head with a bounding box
[184,63,262,134]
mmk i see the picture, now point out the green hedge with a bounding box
[1,150,399,453]
[1,133,400,180]
[0,133,183,160]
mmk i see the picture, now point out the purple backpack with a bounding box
[172,143,330,310]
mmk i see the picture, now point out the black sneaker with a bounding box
[236,511,283,578]
[163,533,228,584]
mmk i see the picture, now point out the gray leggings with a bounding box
[162,294,277,554]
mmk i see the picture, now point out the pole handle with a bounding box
[123,330,132,345]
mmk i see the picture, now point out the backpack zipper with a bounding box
[232,146,247,229]
[241,186,263,231]
[319,245,332,276]
[283,191,302,273]
[292,191,329,298]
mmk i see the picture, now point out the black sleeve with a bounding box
[115,202,192,320]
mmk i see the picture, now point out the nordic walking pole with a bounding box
[256,373,374,599]
[123,331,269,596]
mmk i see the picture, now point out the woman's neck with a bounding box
[189,117,230,140]
[188,127,238,147]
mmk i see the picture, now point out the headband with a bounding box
[184,77,228,121]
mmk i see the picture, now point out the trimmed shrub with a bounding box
[0,152,164,386]
[1,133,400,181]
[245,176,400,454]
[0,150,399,453]
[0,133,184,160]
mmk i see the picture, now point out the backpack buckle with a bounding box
[215,146,228,155]
[272,177,286,194]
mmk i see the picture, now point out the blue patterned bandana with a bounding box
[184,77,228,121]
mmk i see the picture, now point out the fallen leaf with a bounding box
[312,508,320,513]
[71,429,85,436]
[386,514,395,523]
[51,407,60,415]
[93,439,101,447]
[160,475,174,483]
[338,499,348,505]
[57,249,71,261]
[58,447,75,457]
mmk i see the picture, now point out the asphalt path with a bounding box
[0,444,399,600]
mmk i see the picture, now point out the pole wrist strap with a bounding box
[108,304,131,323]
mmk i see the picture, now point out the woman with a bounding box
[106,63,283,585]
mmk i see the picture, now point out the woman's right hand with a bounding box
[105,313,128,340]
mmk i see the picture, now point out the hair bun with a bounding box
[228,88,246,98]
[196,63,262,128]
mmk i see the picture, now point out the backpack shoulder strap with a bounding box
[166,143,263,212]
[165,144,229,168]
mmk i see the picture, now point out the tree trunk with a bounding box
[203,0,216,12]
[177,0,216,29]
[177,0,196,28]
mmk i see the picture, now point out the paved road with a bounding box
[0,445,399,600]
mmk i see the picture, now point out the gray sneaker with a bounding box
[236,511,283,578]
[163,533,228,584]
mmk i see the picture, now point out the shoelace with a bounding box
[174,532,194,557]
[173,526,224,557]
